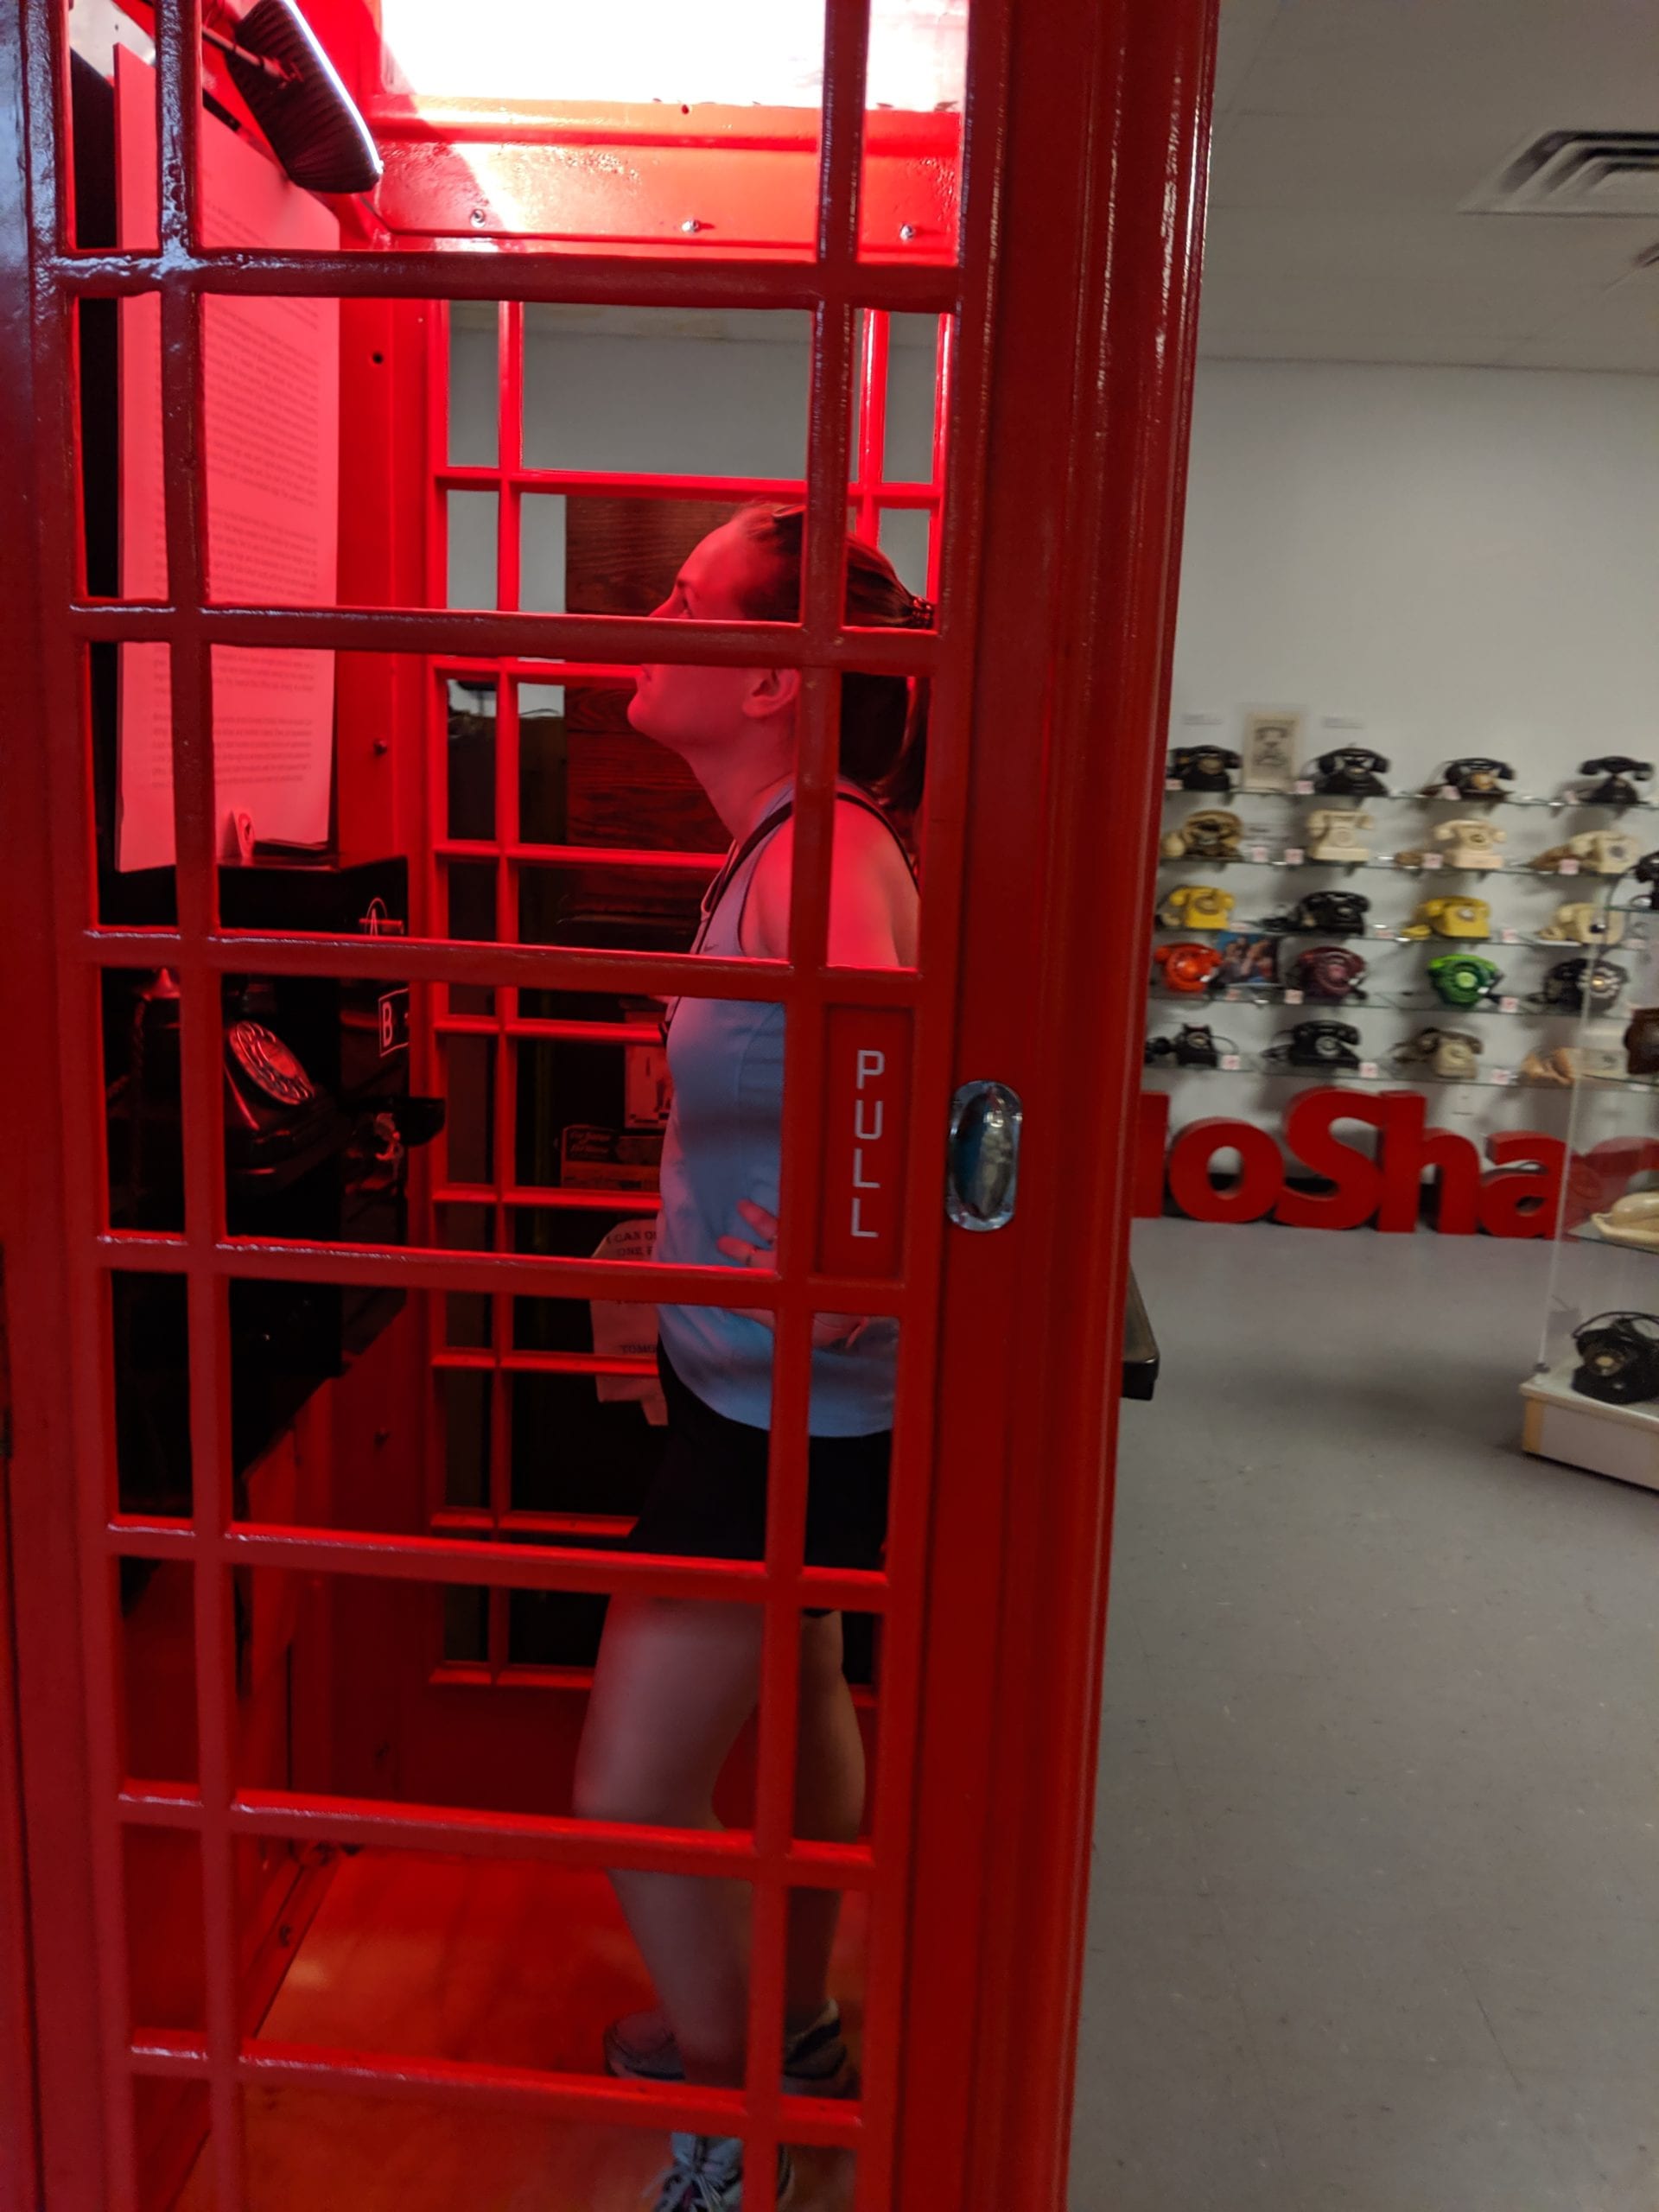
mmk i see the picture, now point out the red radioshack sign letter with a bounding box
[817,1007,912,1278]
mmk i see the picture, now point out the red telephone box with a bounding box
[0,0,1215,2204]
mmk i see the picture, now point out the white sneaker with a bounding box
[647,2133,796,2210]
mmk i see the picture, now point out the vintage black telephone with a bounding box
[1430,756,1516,801]
[1571,1313,1659,1406]
[1309,746,1390,798]
[1578,755,1654,807]
[1531,957,1628,1015]
[1630,851,1659,907]
[1263,890,1370,936]
[1268,1020,1363,1071]
[128,972,353,1197]
[1145,1023,1233,1070]
[1168,744,1241,793]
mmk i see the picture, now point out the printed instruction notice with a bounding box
[115,48,340,871]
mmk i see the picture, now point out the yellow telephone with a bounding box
[1401,895,1491,940]
[1158,884,1236,931]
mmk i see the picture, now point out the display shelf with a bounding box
[1525,875,1659,1487]
[1521,1361,1659,1491]
[1158,853,1652,883]
[1165,785,1659,815]
[1154,983,1605,1019]
[1140,1052,1612,1088]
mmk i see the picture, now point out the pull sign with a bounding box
[817,1007,912,1278]
[946,1079,1023,1232]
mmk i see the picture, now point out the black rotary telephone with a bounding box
[1531,957,1627,1015]
[1269,1020,1363,1071]
[1168,744,1241,793]
[1571,1313,1659,1406]
[1629,851,1659,907]
[130,974,347,1187]
[1431,756,1516,801]
[1578,755,1654,807]
[1264,890,1370,936]
[1309,746,1390,798]
[1145,1023,1233,1070]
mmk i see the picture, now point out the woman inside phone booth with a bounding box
[574,503,929,2211]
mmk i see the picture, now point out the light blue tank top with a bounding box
[654,782,907,1435]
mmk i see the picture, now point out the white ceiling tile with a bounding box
[1210,109,1543,214]
[1213,0,1286,113]
[1199,0,1659,372]
[1233,0,1659,130]
[1497,272,1659,372]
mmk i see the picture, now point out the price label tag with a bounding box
[1283,847,1305,867]
[1559,856,1580,876]
[1440,784,1459,800]
[1249,843,1271,864]
[1422,853,1443,870]
[1499,995,1521,1014]
[1501,927,1520,945]
[1224,988,1243,1003]
[1284,988,1305,1006]
[1294,779,1314,796]
[1372,922,1391,938]
[1219,1053,1243,1073]
[1358,1059,1380,1081]
[1166,779,1182,792]
[1489,1066,1514,1087]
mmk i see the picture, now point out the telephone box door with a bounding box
[0,0,1216,2207]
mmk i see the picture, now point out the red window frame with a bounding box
[12,2,997,2207]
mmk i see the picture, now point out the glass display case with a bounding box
[1524,868,1659,1489]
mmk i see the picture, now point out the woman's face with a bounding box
[626,518,798,760]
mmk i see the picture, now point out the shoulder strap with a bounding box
[666,791,917,1034]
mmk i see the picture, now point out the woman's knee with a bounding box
[572,1731,699,1829]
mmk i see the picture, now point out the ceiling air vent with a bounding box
[1465,130,1659,217]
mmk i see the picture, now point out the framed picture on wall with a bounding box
[1242,710,1304,794]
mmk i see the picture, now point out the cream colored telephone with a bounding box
[1304,808,1373,864]
[1433,818,1505,870]
[1536,901,1625,946]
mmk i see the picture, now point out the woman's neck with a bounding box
[697,754,796,844]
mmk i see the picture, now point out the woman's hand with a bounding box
[716,1200,868,1349]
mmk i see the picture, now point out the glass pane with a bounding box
[447,491,499,609]
[520,495,568,614]
[448,302,499,467]
[446,677,496,842]
[521,308,810,480]
[121,1555,199,1786]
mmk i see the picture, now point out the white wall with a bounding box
[1151,359,1659,1146]
[1172,362,1659,768]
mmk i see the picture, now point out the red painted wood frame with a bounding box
[0,3,1216,2210]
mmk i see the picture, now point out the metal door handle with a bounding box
[946,1079,1023,1231]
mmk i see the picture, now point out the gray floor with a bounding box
[1072,1220,1659,2212]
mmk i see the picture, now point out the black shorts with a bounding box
[626,1343,891,1599]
